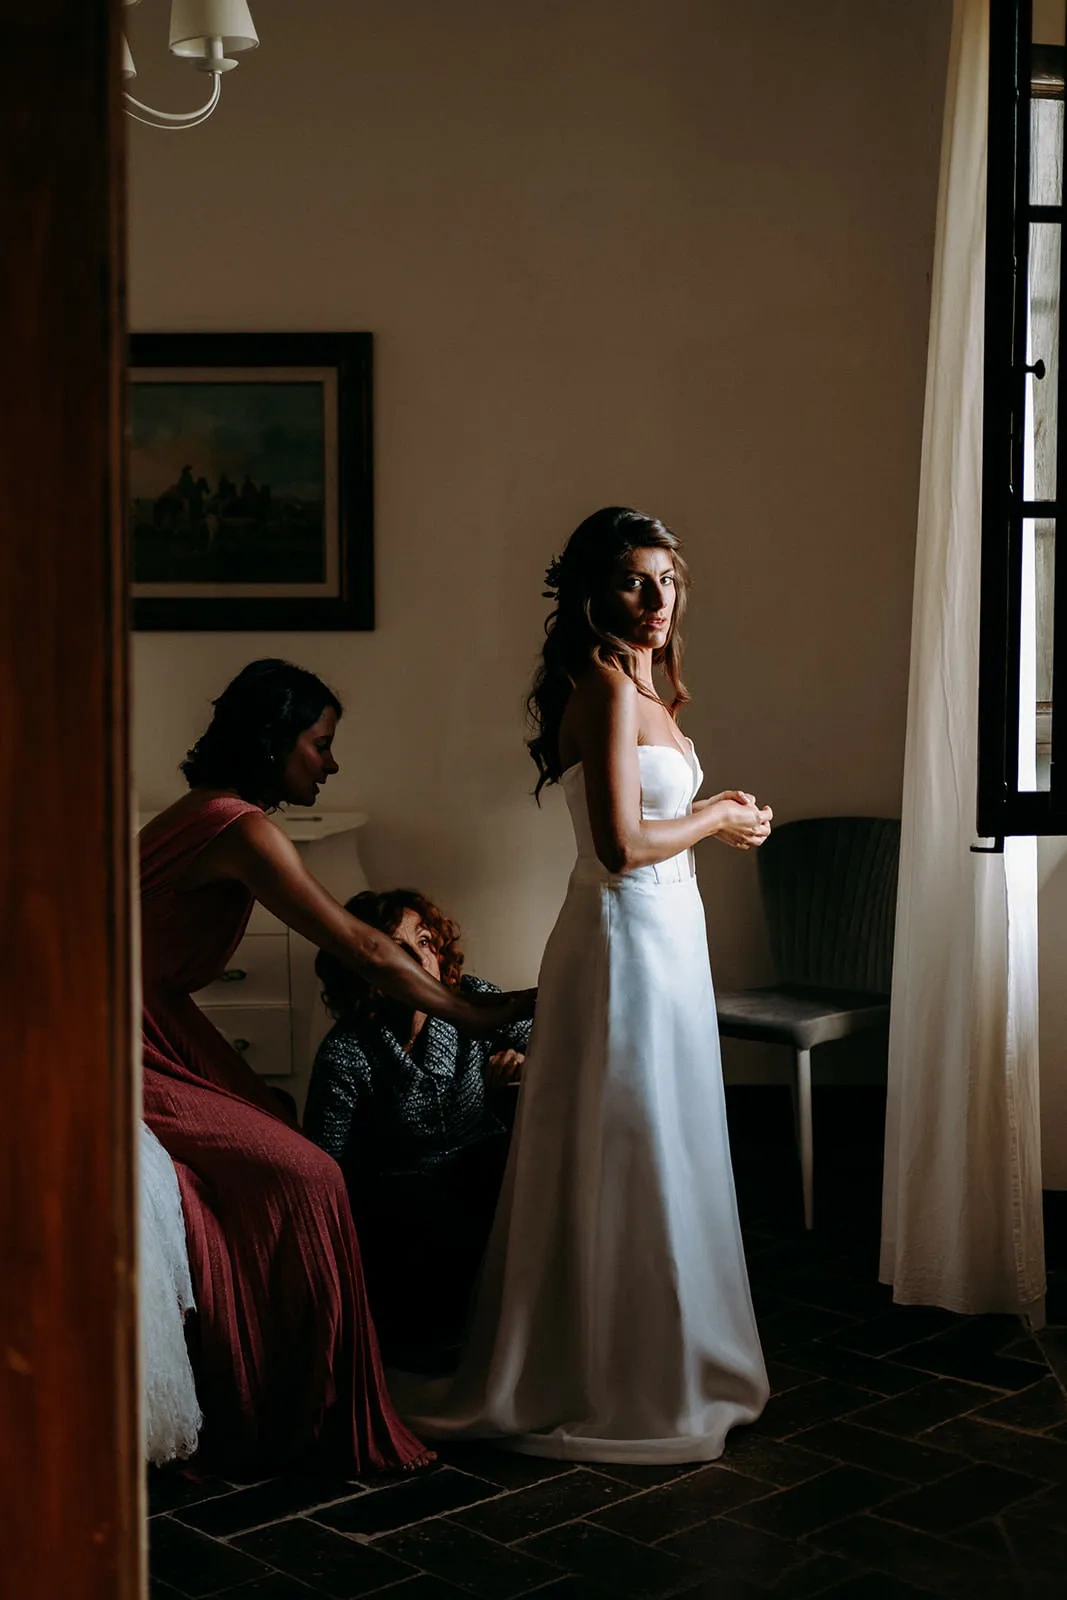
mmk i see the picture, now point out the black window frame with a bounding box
[977,0,1067,837]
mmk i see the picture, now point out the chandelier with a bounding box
[122,0,259,130]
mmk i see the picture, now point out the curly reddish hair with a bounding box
[316,888,465,1022]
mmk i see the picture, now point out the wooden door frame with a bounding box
[0,3,142,1595]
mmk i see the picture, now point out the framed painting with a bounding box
[129,332,373,630]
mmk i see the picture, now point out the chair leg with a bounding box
[793,1047,814,1230]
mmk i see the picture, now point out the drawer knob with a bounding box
[233,1038,251,1054]
[221,968,248,984]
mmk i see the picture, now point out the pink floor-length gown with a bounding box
[140,794,428,1475]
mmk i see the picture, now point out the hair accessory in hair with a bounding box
[542,555,564,599]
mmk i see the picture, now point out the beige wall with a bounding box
[128,0,951,1086]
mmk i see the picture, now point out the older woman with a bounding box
[304,890,530,1368]
[140,659,532,1474]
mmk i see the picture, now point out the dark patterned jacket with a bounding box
[303,975,531,1178]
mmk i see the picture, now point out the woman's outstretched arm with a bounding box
[199,813,535,1034]
[575,667,771,873]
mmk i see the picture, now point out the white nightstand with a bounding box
[137,807,369,1114]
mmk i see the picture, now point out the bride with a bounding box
[396,506,771,1462]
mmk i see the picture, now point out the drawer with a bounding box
[197,1002,294,1079]
[247,901,287,935]
[194,934,290,1005]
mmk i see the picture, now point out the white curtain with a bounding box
[880,0,1045,1321]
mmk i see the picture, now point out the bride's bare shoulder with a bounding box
[570,661,636,712]
[561,665,636,766]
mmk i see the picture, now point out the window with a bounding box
[977,0,1067,835]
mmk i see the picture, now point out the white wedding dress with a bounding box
[393,741,768,1462]
[139,1121,202,1465]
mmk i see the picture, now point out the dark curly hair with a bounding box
[317,889,465,1022]
[527,507,690,797]
[181,658,342,808]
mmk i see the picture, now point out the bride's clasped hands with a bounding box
[696,789,774,850]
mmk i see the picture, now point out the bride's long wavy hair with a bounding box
[527,506,690,798]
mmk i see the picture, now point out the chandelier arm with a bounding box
[124,100,219,130]
[122,75,222,127]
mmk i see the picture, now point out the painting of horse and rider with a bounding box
[131,380,330,586]
[129,333,373,632]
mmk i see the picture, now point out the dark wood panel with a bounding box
[0,4,140,1598]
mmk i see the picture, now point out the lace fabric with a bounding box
[139,1121,201,1465]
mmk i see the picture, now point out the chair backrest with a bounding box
[757,816,900,994]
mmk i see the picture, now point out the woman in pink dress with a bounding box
[140,658,532,1475]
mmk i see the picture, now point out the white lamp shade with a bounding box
[122,34,137,78]
[169,0,259,59]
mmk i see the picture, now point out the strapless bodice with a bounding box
[562,742,704,886]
